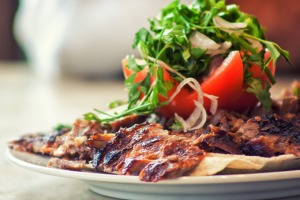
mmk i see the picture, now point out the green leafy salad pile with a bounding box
[85,0,291,125]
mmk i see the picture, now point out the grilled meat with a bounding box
[197,113,300,157]
[93,122,205,182]
[239,114,300,157]
[8,127,71,155]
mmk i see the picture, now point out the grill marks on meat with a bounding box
[196,111,300,157]
[198,126,241,154]
[240,114,300,157]
[93,122,205,182]
[8,128,71,155]
[196,111,244,154]
[9,119,113,163]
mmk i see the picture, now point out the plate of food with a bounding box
[7,0,300,200]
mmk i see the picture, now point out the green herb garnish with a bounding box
[85,0,291,122]
[54,124,72,131]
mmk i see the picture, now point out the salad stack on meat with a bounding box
[9,0,300,182]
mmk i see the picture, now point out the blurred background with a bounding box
[0,0,299,79]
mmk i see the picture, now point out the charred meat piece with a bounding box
[197,125,241,154]
[8,115,148,161]
[109,114,148,132]
[238,114,300,157]
[93,122,205,182]
[52,119,103,160]
[206,110,247,132]
[8,127,71,155]
[196,111,300,158]
[9,119,114,161]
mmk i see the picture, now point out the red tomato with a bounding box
[157,82,198,118]
[122,50,275,118]
[159,51,245,117]
[201,51,244,111]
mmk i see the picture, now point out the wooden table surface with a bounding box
[1,62,300,200]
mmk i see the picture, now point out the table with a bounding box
[0,62,124,200]
[1,62,300,200]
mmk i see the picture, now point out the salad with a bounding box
[85,0,291,132]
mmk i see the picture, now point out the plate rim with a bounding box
[6,148,300,185]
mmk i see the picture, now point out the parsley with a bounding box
[85,0,291,122]
[54,124,72,131]
[246,78,272,110]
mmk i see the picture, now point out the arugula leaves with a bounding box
[85,0,291,122]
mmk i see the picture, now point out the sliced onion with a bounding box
[169,78,203,104]
[213,15,247,34]
[170,77,218,132]
[189,31,232,55]
[186,100,206,127]
[188,101,207,129]
[204,94,218,115]
[245,37,263,49]
[174,113,190,132]
[190,31,220,50]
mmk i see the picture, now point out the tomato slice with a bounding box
[157,83,198,118]
[123,50,275,118]
[202,51,244,111]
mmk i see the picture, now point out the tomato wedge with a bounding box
[122,50,275,118]
[157,83,198,118]
[158,51,245,117]
[202,50,275,112]
[201,51,244,111]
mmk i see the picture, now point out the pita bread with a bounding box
[190,153,300,176]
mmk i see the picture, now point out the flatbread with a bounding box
[190,153,300,176]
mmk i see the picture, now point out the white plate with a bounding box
[6,148,300,200]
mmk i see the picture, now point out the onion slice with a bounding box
[169,77,218,132]
[190,31,220,50]
[213,15,247,34]
[189,31,232,55]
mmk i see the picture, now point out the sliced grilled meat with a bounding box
[198,125,241,154]
[93,122,205,182]
[9,119,113,161]
[239,114,300,157]
[8,127,71,155]
[196,112,300,157]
